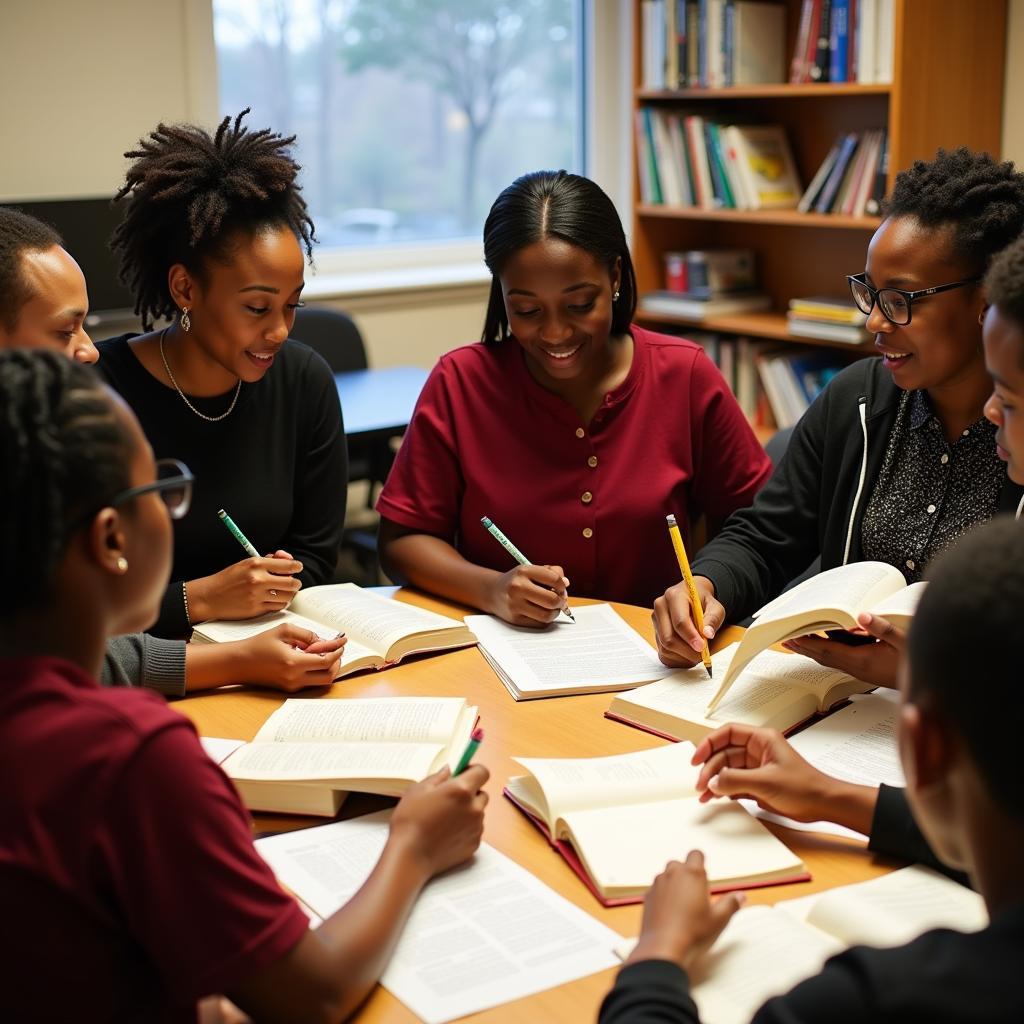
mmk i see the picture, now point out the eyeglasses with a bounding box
[847,272,982,326]
[70,458,194,530]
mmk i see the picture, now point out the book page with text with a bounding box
[689,905,842,1024]
[293,584,464,654]
[788,691,904,787]
[251,697,468,745]
[562,797,803,895]
[223,740,444,781]
[800,866,988,949]
[192,609,333,643]
[511,742,700,827]
[255,812,620,1024]
[467,604,671,694]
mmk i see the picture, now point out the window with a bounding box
[212,0,584,255]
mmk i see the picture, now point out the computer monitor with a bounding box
[0,197,134,315]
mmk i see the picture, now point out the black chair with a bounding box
[290,305,384,581]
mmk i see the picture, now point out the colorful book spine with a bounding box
[830,0,850,82]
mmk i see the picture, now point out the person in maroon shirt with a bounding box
[0,349,489,1023]
[378,170,772,624]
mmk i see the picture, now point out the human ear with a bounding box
[167,263,200,311]
[85,508,131,578]
[899,701,954,793]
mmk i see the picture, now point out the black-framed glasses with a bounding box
[847,272,982,326]
[70,458,193,531]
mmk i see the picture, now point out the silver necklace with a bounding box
[159,327,241,422]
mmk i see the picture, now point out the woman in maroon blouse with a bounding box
[378,170,771,624]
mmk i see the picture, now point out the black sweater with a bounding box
[98,336,347,637]
[692,358,1024,620]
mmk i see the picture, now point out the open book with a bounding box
[606,643,871,743]
[616,866,986,1024]
[222,697,478,815]
[503,742,808,906]
[707,562,927,713]
[190,583,476,677]
[465,603,672,700]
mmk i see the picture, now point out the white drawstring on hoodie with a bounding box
[842,397,870,565]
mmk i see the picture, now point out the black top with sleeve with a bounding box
[691,358,1024,621]
[98,335,347,637]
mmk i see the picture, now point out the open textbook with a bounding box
[465,603,672,699]
[190,583,476,677]
[221,697,477,815]
[606,643,871,742]
[616,866,987,1024]
[255,811,621,1024]
[504,742,807,905]
[707,562,927,713]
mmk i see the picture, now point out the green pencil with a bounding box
[479,516,576,622]
[217,508,260,558]
[453,727,484,776]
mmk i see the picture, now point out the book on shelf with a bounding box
[728,124,802,209]
[641,0,668,89]
[221,696,478,814]
[664,248,757,296]
[606,642,872,743]
[616,867,987,1024]
[790,0,894,83]
[732,1,786,85]
[504,742,809,905]
[787,317,871,344]
[707,561,928,714]
[801,130,886,216]
[788,295,868,324]
[755,348,847,428]
[640,290,772,318]
[465,603,672,700]
[189,582,476,678]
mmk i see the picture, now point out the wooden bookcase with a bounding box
[630,0,1008,353]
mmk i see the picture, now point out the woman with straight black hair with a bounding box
[377,170,771,624]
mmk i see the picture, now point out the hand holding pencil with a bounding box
[652,516,725,672]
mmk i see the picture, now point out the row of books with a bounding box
[636,110,803,209]
[790,0,895,84]
[787,294,870,344]
[639,0,895,90]
[640,0,786,90]
[797,129,887,217]
[685,329,852,429]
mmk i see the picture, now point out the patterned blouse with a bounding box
[860,389,1005,583]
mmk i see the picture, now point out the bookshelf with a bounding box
[630,0,1008,360]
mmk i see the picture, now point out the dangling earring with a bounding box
[180,308,191,333]
[613,290,620,302]
[116,557,129,573]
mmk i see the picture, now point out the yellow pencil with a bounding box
[665,513,713,678]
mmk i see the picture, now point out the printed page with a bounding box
[293,583,464,654]
[754,561,907,628]
[622,644,853,727]
[803,865,988,949]
[561,797,804,894]
[512,742,700,826]
[252,697,467,746]
[788,691,905,787]
[255,812,621,1024]
[466,604,671,694]
[689,905,842,1024]
[223,740,443,782]
[192,609,335,643]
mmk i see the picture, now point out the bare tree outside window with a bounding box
[213,0,582,248]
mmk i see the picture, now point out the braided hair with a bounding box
[885,148,1024,275]
[111,109,315,330]
[985,233,1024,334]
[481,170,638,344]
[0,208,62,331]
[0,350,131,613]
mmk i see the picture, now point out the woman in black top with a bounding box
[99,111,347,637]
[655,148,1024,686]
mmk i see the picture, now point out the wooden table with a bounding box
[175,592,898,1023]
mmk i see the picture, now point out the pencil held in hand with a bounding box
[453,727,484,776]
[479,516,575,622]
[666,514,713,678]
